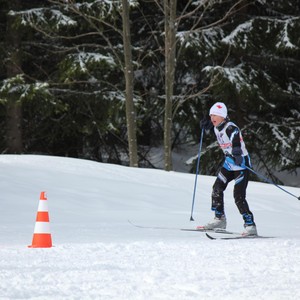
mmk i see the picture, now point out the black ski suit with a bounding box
[212,120,255,226]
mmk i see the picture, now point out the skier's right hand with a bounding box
[200,117,213,130]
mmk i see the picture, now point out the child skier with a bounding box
[199,102,257,236]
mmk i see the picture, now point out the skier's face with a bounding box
[210,114,225,127]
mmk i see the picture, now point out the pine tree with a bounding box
[196,0,300,181]
[1,0,140,164]
[154,0,300,183]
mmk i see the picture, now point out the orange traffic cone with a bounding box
[28,191,53,248]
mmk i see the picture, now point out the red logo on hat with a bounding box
[217,105,222,109]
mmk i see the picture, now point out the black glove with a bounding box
[232,147,244,166]
[234,155,244,166]
[200,117,213,130]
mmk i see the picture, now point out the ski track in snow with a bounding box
[0,155,300,299]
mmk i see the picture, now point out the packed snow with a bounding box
[0,155,300,299]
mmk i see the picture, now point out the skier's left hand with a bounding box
[232,147,245,166]
[233,155,244,166]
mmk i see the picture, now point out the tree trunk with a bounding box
[5,0,23,153]
[121,0,138,167]
[163,0,177,171]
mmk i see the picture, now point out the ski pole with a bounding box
[244,165,300,200]
[190,128,205,221]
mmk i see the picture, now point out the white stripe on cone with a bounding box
[33,222,51,234]
[37,200,49,212]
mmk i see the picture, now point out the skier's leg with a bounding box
[233,169,257,235]
[233,169,254,220]
[211,168,233,217]
[199,169,233,230]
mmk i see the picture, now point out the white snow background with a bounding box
[0,155,300,300]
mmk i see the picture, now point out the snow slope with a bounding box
[0,155,300,300]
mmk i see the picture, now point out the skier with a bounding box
[199,102,257,236]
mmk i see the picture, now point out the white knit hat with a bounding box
[209,102,227,118]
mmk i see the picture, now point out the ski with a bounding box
[206,232,274,240]
[128,221,275,239]
[128,220,208,232]
[128,220,237,234]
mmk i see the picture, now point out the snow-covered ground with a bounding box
[0,155,299,300]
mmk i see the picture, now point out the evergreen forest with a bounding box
[0,0,299,186]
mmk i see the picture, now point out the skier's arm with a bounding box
[226,125,244,166]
